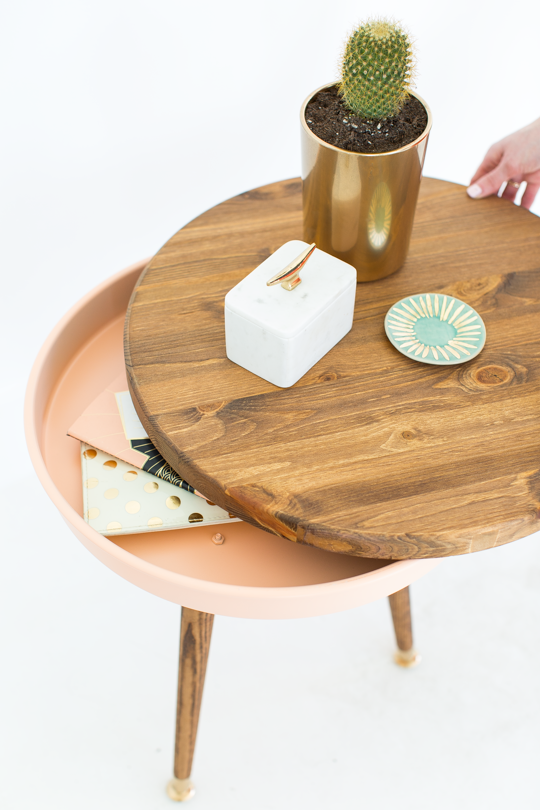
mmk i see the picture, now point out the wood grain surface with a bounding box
[125,177,540,560]
[388,588,414,652]
[174,607,214,780]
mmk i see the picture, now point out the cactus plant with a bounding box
[340,18,416,119]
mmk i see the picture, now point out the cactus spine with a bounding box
[340,18,416,119]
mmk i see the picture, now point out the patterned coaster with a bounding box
[81,443,240,535]
[384,293,486,365]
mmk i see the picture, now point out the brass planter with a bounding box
[301,83,432,282]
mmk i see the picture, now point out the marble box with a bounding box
[224,240,357,388]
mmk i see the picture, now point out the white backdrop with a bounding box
[2,2,540,808]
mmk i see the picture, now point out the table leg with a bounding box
[388,586,421,668]
[167,607,214,802]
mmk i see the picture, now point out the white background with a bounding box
[2,1,540,808]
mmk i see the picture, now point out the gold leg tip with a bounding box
[394,648,421,668]
[167,778,196,802]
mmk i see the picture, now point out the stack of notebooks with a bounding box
[68,372,240,536]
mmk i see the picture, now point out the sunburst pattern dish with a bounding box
[384,293,486,365]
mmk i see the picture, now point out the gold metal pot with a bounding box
[301,83,432,282]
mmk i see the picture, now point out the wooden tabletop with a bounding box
[125,177,540,560]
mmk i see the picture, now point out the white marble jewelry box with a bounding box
[224,241,357,388]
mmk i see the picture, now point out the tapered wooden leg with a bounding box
[388,586,421,668]
[167,607,214,802]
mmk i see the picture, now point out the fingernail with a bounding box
[467,184,482,199]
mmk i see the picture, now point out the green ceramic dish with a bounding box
[384,293,486,365]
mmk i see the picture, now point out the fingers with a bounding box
[521,182,540,210]
[469,143,504,186]
[468,122,540,207]
[470,178,539,209]
[467,161,512,199]
[500,180,522,203]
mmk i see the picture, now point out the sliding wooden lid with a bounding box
[125,177,540,560]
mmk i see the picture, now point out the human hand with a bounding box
[467,117,540,209]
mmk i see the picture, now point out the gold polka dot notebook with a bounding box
[81,443,240,535]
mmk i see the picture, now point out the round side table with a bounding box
[25,259,439,801]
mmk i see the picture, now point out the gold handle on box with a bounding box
[266,243,316,291]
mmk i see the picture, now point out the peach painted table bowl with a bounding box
[24,260,439,620]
